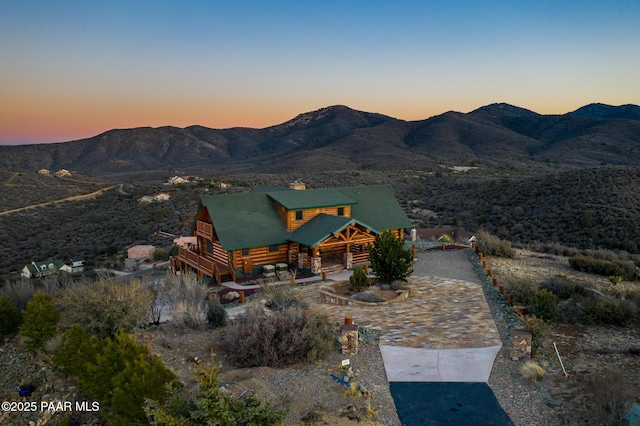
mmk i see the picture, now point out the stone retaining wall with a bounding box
[317,285,410,306]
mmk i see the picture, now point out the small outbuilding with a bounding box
[127,245,156,259]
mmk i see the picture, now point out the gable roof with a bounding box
[289,214,376,247]
[267,188,357,210]
[336,185,413,231]
[197,184,411,250]
[199,192,289,250]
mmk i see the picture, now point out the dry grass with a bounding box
[520,360,546,382]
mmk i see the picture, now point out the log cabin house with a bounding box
[169,184,412,284]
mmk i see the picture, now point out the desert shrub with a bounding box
[168,273,209,329]
[349,266,369,291]
[206,298,227,328]
[21,291,60,351]
[263,284,307,313]
[369,231,413,283]
[505,278,537,306]
[0,279,38,311]
[584,370,634,426]
[539,276,581,300]
[145,358,287,426]
[529,289,562,322]
[351,290,385,303]
[0,295,22,335]
[222,307,334,367]
[569,255,633,279]
[578,297,638,326]
[475,229,515,258]
[57,278,153,339]
[78,330,176,425]
[146,276,174,325]
[438,234,454,243]
[521,314,549,355]
[153,250,170,262]
[608,275,623,284]
[520,360,546,382]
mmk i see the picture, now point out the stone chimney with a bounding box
[289,181,306,190]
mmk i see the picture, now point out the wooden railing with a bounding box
[196,221,213,238]
[352,252,369,265]
[178,246,236,283]
[178,247,215,276]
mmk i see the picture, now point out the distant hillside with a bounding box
[0,103,638,176]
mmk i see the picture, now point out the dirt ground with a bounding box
[488,249,640,424]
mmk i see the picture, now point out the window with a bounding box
[242,248,249,256]
[206,240,213,253]
[337,207,344,216]
[269,244,279,253]
[295,210,303,220]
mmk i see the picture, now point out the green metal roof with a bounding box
[199,192,289,250]
[288,214,377,247]
[197,184,411,250]
[266,188,357,210]
[335,185,413,231]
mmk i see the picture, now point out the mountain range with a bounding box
[1,103,639,176]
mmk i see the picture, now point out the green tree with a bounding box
[0,296,22,336]
[349,265,369,291]
[21,291,59,351]
[79,330,176,425]
[145,356,287,426]
[52,324,101,377]
[368,230,413,283]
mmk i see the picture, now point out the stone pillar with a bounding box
[298,253,306,270]
[343,252,353,269]
[341,324,359,355]
[510,329,532,361]
[288,249,298,265]
[311,257,321,274]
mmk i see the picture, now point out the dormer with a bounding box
[266,188,357,232]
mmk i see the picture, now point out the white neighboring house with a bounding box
[21,257,85,278]
[54,169,72,177]
[138,193,171,203]
[21,260,66,278]
[69,256,85,273]
[166,176,187,185]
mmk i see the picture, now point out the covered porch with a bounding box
[289,215,377,275]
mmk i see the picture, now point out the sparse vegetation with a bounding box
[206,298,227,328]
[569,255,635,280]
[0,295,22,335]
[167,273,210,329]
[475,229,515,258]
[222,306,334,367]
[584,371,635,426]
[56,278,153,338]
[144,356,287,426]
[520,360,546,382]
[263,284,308,313]
[521,314,550,355]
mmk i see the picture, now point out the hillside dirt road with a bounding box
[0,185,118,216]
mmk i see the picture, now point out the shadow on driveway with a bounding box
[390,382,514,425]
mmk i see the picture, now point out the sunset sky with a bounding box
[1,1,639,145]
